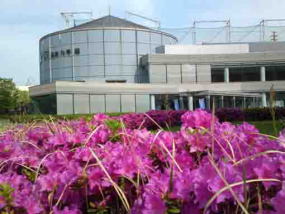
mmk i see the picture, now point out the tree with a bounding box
[0,78,31,114]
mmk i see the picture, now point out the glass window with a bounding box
[137,31,150,43]
[74,48,80,55]
[32,94,56,114]
[88,30,103,42]
[151,32,162,44]
[89,65,104,76]
[73,43,88,54]
[105,55,121,65]
[211,68,224,82]
[60,33,72,45]
[89,43,104,54]
[138,43,150,55]
[74,55,88,66]
[89,55,104,66]
[122,43,136,54]
[121,66,137,75]
[40,38,49,50]
[62,57,72,67]
[224,96,234,108]
[122,55,137,65]
[51,35,60,47]
[104,30,120,42]
[104,42,121,54]
[73,31,87,43]
[229,66,260,82]
[229,67,242,82]
[66,49,71,55]
[105,65,122,75]
[266,65,285,81]
[242,66,260,81]
[122,30,136,42]
[74,66,89,78]
[235,97,244,108]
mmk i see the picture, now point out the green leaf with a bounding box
[167,207,181,213]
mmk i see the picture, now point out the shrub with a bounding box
[0,110,285,213]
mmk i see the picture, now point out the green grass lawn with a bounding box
[1,117,283,137]
[245,121,284,136]
[167,121,284,136]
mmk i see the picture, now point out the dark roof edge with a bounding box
[40,15,178,42]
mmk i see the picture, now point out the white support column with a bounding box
[150,95,156,110]
[224,67,229,83]
[262,92,267,107]
[233,96,236,108]
[260,66,266,82]
[188,95,193,110]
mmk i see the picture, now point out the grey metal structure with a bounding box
[39,15,177,84]
[31,16,285,115]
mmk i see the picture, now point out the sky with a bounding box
[1,0,285,85]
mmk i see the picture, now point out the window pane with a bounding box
[60,33,71,45]
[138,43,150,55]
[122,30,136,42]
[229,67,242,82]
[229,66,260,82]
[122,66,137,75]
[122,43,136,54]
[104,30,120,42]
[137,31,150,43]
[105,55,122,65]
[88,30,103,42]
[242,67,260,81]
[51,35,60,47]
[73,44,88,55]
[122,55,137,65]
[74,55,89,66]
[73,31,87,43]
[89,43,104,54]
[106,65,122,75]
[89,65,104,76]
[266,65,285,81]
[211,68,224,82]
[104,42,121,54]
[89,55,104,66]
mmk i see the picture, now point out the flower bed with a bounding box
[0,110,285,213]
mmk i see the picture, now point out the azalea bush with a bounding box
[114,110,187,130]
[0,110,285,213]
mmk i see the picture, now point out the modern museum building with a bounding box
[29,15,285,114]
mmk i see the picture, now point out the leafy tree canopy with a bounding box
[0,78,30,114]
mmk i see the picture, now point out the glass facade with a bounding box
[266,65,285,81]
[211,65,285,83]
[40,28,177,84]
[229,66,260,82]
[193,95,261,109]
[31,94,57,114]
[211,68,224,82]
[155,94,188,110]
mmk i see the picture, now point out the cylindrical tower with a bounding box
[39,15,177,84]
